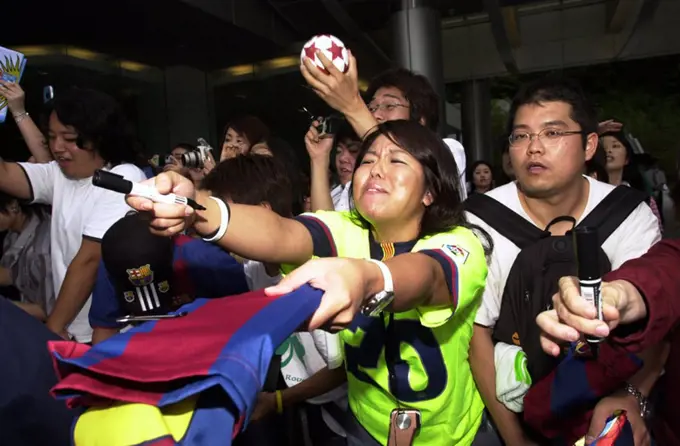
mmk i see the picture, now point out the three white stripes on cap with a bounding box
[135,285,161,312]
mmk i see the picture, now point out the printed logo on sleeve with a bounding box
[441,244,470,264]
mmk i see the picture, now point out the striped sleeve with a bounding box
[294,215,338,258]
[418,249,460,310]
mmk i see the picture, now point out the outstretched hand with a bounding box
[125,172,197,237]
[265,258,379,331]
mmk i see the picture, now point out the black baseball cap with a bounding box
[101,212,175,316]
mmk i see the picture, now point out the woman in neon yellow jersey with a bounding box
[129,120,491,445]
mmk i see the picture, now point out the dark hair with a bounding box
[200,154,293,217]
[222,116,269,149]
[330,120,361,177]
[508,77,597,148]
[43,87,144,167]
[468,160,495,192]
[352,120,490,252]
[366,68,440,131]
[172,143,196,153]
[600,130,649,193]
[585,159,610,183]
[0,191,44,220]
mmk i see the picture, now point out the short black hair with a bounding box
[467,160,495,184]
[366,68,440,132]
[508,77,597,148]
[353,121,468,239]
[172,143,196,153]
[0,191,44,219]
[200,154,293,217]
[43,87,144,167]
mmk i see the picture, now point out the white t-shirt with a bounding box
[19,161,146,342]
[242,259,347,436]
[443,138,468,201]
[467,177,662,328]
[331,182,352,212]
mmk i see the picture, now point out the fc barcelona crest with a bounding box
[123,291,135,303]
[126,264,154,287]
[158,281,170,293]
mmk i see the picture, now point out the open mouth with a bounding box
[527,161,547,173]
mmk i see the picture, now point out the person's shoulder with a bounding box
[110,163,146,182]
[299,210,360,231]
[419,226,486,263]
[586,175,616,200]
[485,182,517,201]
[464,183,516,226]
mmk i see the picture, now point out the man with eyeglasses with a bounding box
[464,78,661,445]
[300,56,467,200]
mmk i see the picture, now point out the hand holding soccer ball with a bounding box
[300,34,350,73]
[299,34,361,116]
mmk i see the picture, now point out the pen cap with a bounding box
[574,226,600,280]
[92,169,133,195]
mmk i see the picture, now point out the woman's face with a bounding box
[0,204,19,233]
[221,127,250,161]
[353,134,431,226]
[169,146,189,165]
[602,135,628,172]
[473,164,492,189]
[335,138,360,185]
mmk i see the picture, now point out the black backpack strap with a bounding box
[578,186,647,244]
[465,193,544,249]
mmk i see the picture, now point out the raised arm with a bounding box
[304,122,335,212]
[0,159,33,200]
[0,80,53,163]
[300,51,378,140]
[128,172,315,266]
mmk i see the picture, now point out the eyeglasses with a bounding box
[508,128,584,147]
[367,102,408,113]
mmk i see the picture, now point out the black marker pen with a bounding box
[93,170,205,211]
[574,226,604,357]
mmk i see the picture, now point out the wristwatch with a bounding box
[361,259,395,317]
[624,382,651,419]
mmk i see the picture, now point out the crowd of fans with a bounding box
[0,47,677,446]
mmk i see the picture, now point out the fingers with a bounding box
[126,195,155,212]
[154,172,177,194]
[317,51,341,78]
[585,409,608,445]
[539,332,562,357]
[347,50,359,80]
[557,276,597,318]
[308,288,353,331]
[300,60,330,94]
[536,309,579,347]
[265,261,320,296]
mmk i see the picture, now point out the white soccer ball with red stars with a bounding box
[300,34,350,74]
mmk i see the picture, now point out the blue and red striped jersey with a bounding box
[51,285,323,445]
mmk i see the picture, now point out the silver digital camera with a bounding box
[181,138,213,169]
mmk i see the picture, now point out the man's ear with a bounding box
[260,202,272,211]
[422,191,433,207]
[584,133,598,161]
